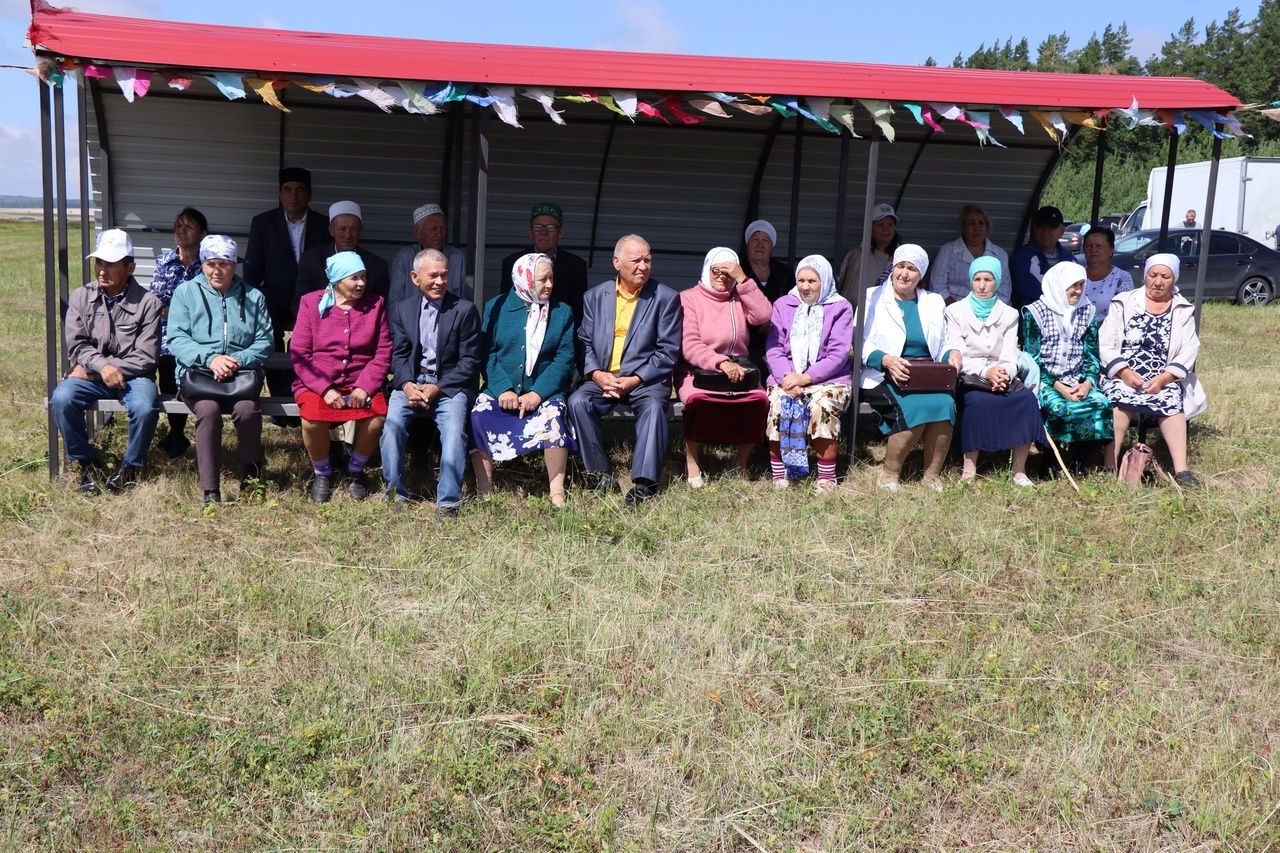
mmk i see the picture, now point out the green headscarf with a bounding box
[967,256,1002,322]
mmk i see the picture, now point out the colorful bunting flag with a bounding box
[487,85,521,127]
[658,95,706,125]
[83,64,109,79]
[688,98,731,118]
[830,103,862,138]
[1156,109,1186,135]
[1000,107,1025,134]
[395,80,439,115]
[160,71,193,91]
[635,99,670,125]
[245,76,290,112]
[293,77,335,95]
[205,73,247,101]
[966,110,1004,147]
[610,90,638,118]
[859,100,895,142]
[520,88,565,125]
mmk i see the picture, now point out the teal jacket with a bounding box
[479,292,575,401]
[166,273,274,381]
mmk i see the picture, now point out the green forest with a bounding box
[930,0,1280,221]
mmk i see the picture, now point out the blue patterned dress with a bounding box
[1099,308,1183,417]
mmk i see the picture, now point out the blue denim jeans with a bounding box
[379,388,470,507]
[50,376,159,467]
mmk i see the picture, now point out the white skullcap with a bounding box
[744,219,777,246]
[891,243,929,280]
[328,201,362,222]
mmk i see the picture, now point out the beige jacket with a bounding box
[64,278,163,379]
[943,298,1019,380]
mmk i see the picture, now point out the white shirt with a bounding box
[285,215,306,263]
[930,237,1012,304]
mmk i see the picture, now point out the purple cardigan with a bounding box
[764,294,854,387]
[291,290,393,397]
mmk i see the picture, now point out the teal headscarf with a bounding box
[967,256,1003,322]
[320,251,366,317]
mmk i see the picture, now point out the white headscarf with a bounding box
[511,252,551,376]
[744,219,777,246]
[1144,253,1181,289]
[890,244,930,281]
[699,247,739,292]
[1039,261,1090,337]
[788,254,842,374]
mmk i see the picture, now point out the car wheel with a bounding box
[1236,276,1274,306]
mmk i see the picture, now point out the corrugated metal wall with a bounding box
[88,79,1059,297]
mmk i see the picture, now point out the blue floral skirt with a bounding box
[470,394,576,461]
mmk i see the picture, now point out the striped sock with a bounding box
[817,460,836,483]
[347,451,370,474]
[769,454,786,481]
[312,457,332,477]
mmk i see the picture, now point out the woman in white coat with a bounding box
[861,244,963,491]
[944,257,1044,486]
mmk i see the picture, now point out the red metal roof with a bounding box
[28,1,1240,111]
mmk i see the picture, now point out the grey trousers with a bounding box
[567,380,671,483]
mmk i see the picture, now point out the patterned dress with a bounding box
[470,395,575,461]
[149,249,201,357]
[1083,266,1134,326]
[1023,305,1113,444]
[1099,309,1183,417]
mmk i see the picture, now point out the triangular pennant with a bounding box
[1000,107,1025,134]
[351,79,398,112]
[921,106,943,133]
[560,92,596,104]
[293,77,335,95]
[245,76,290,112]
[610,90,638,118]
[1186,110,1231,139]
[859,99,895,142]
[520,88,565,125]
[395,80,439,115]
[428,83,468,104]
[113,66,138,103]
[487,85,522,128]
[160,71,192,91]
[659,95,706,125]
[133,69,151,99]
[635,99,671,125]
[728,101,772,115]
[595,94,630,118]
[902,102,924,124]
[708,92,741,104]
[1218,112,1249,138]
[688,98,731,118]
[966,111,1005,148]
[1155,109,1186,134]
[930,103,964,121]
[778,98,838,133]
[830,103,862,138]
[768,100,796,118]
[1259,108,1280,123]
[204,73,247,101]
[83,64,109,79]
[1028,110,1061,142]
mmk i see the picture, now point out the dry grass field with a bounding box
[3,219,1280,850]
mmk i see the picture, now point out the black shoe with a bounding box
[158,432,191,459]
[346,471,369,500]
[75,461,102,496]
[581,471,618,494]
[105,462,141,494]
[239,462,263,490]
[436,504,460,519]
[1174,470,1202,488]
[624,478,659,506]
[309,474,332,503]
[202,490,222,505]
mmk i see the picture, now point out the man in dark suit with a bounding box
[244,167,329,408]
[380,248,481,515]
[500,202,590,325]
[293,201,391,312]
[567,234,682,505]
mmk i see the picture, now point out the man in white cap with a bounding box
[50,228,163,494]
[293,201,391,312]
[389,204,467,306]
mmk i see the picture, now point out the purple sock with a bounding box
[347,451,370,474]
[312,457,332,477]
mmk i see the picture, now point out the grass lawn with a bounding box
[3,219,1280,849]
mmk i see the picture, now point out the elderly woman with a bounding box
[148,206,208,458]
[1081,227,1134,325]
[1023,261,1113,471]
[167,236,274,504]
[677,247,772,488]
[764,255,852,494]
[1099,253,1207,486]
[470,252,576,506]
[945,257,1043,486]
[742,220,793,303]
[930,204,1013,305]
[290,251,391,502]
[837,202,902,300]
[861,245,961,491]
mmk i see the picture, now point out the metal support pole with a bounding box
[1089,123,1107,226]
[786,116,803,268]
[54,81,70,374]
[467,104,489,305]
[848,139,880,450]
[450,104,465,247]
[1193,135,1223,330]
[832,132,851,264]
[39,79,60,479]
[1157,131,1179,251]
[77,73,90,287]
[587,118,618,267]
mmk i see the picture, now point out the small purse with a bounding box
[692,356,760,394]
[959,373,1024,394]
[179,365,265,405]
[896,358,958,393]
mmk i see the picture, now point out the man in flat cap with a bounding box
[293,200,391,309]
[500,202,589,325]
[390,204,468,306]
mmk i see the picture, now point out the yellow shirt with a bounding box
[607,281,641,373]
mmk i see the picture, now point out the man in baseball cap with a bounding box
[1011,205,1073,309]
[389,203,469,306]
[51,228,163,494]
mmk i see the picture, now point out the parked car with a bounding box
[1059,222,1090,253]
[1108,228,1280,306]
[1098,213,1126,232]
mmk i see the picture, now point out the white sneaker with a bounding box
[877,480,901,493]
[925,480,944,493]
[1012,473,1034,488]
[773,478,791,489]
[687,475,704,489]
[815,479,837,495]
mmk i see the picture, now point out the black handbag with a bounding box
[692,355,760,394]
[179,365,265,405]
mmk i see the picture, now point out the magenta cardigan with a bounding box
[290,290,393,397]
[675,278,772,401]
[764,294,854,387]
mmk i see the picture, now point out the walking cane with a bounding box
[1042,426,1080,493]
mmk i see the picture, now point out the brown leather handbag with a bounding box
[896,358,958,393]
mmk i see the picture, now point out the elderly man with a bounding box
[1010,205,1074,310]
[500,202,589,323]
[390,204,468,305]
[568,234,682,505]
[380,248,481,515]
[294,201,391,310]
[50,229,163,494]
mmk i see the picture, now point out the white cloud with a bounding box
[594,0,683,54]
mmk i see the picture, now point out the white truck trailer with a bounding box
[1141,156,1280,245]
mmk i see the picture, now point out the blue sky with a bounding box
[0,0,1254,197]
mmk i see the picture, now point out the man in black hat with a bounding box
[500,203,590,324]
[244,167,330,416]
[1010,205,1074,310]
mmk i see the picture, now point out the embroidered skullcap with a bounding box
[412,203,445,225]
[530,202,563,223]
[278,167,311,187]
[891,243,929,279]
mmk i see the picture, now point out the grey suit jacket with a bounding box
[578,278,682,389]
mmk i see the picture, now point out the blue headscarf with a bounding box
[320,251,366,317]
[967,256,1003,322]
